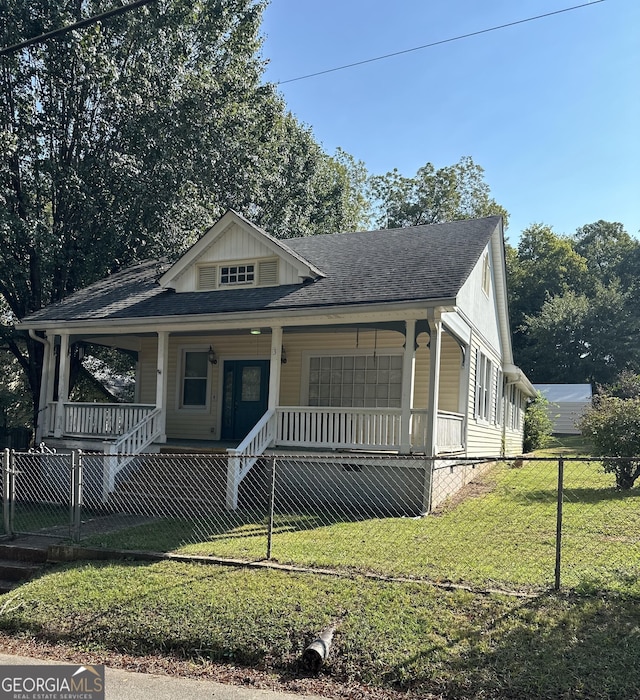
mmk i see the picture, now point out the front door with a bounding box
[221,360,270,441]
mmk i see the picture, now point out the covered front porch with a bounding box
[34,311,470,507]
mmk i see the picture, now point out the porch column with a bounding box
[400,319,416,454]
[268,326,283,410]
[425,313,442,457]
[155,331,169,443]
[35,337,52,444]
[423,312,442,514]
[54,332,70,438]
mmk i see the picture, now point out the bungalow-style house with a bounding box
[17,211,534,512]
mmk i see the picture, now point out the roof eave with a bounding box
[16,297,458,334]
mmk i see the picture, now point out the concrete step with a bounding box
[0,543,49,564]
[0,559,43,583]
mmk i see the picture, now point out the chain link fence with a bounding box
[2,448,639,594]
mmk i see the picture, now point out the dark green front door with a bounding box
[221,360,270,441]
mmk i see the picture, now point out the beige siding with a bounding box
[465,338,505,456]
[135,328,465,441]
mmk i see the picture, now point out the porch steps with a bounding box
[0,540,50,594]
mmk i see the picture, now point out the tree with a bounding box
[507,223,588,333]
[520,282,640,385]
[574,220,640,291]
[579,392,640,490]
[523,392,553,453]
[0,0,360,426]
[368,156,508,230]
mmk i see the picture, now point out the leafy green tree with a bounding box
[579,393,640,489]
[573,220,640,290]
[507,223,588,333]
[520,282,640,385]
[0,0,361,424]
[523,392,554,453]
[368,156,508,230]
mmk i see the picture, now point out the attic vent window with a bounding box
[220,264,255,286]
[197,265,218,290]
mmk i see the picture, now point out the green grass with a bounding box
[81,455,640,595]
[1,561,639,699]
[8,502,72,536]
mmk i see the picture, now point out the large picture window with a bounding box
[308,354,403,408]
[182,350,209,407]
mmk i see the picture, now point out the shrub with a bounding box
[578,396,640,489]
[523,392,553,453]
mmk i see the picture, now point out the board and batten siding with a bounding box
[170,222,303,292]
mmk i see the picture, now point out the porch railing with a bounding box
[226,409,277,509]
[276,407,465,454]
[276,407,403,450]
[47,402,156,439]
[102,407,163,501]
[411,410,465,453]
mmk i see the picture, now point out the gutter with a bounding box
[504,363,536,397]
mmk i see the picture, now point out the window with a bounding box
[505,385,522,430]
[481,252,491,296]
[475,350,493,421]
[181,350,209,407]
[495,369,504,425]
[220,264,255,286]
[308,354,403,408]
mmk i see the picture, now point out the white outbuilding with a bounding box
[533,384,593,435]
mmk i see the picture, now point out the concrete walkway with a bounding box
[0,653,324,700]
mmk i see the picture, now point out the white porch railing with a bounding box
[225,409,277,509]
[102,407,163,501]
[410,409,465,453]
[47,402,156,439]
[276,407,403,450]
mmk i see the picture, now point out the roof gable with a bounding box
[158,210,324,292]
[19,216,504,327]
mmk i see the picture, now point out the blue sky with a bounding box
[260,0,639,242]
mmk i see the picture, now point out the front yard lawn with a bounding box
[0,561,639,699]
[82,456,640,595]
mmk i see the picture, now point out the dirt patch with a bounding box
[431,472,498,516]
[0,633,444,700]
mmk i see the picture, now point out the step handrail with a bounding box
[225,409,276,509]
[102,407,163,500]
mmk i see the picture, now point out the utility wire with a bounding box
[277,0,606,85]
[0,0,158,56]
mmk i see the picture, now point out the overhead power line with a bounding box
[0,0,157,56]
[277,0,606,85]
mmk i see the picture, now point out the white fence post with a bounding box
[3,449,12,537]
[226,452,240,510]
[102,444,118,503]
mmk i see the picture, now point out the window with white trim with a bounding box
[475,350,494,421]
[481,252,491,296]
[220,263,255,286]
[308,354,403,408]
[495,369,504,425]
[181,350,209,407]
[506,385,522,430]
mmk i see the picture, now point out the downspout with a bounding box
[29,329,50,444]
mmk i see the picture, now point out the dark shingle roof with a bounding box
[20,217,501,325]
